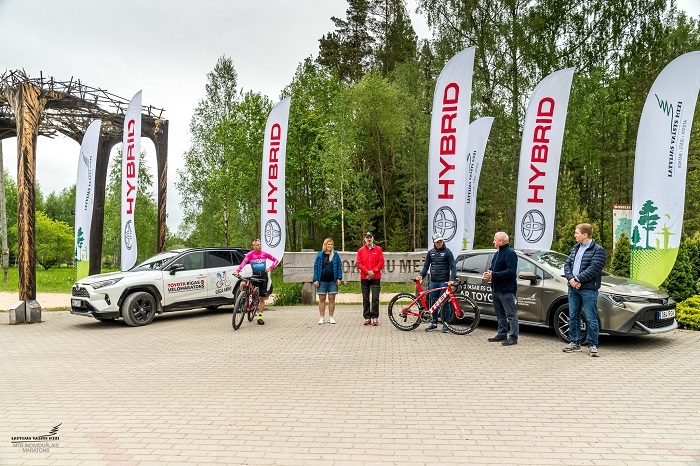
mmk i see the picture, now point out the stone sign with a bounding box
[283,251,428,283]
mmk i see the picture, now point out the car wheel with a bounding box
[553,304,587,342]
[121,291,156,327]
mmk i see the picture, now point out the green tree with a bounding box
[609,232,631,277]
[34,211,73,270]
[631,225,641,249]
[177,56,271,247]
[43,185,76,227]
[370,0,418,75]
[318,0,374,84]
[662,237,696,302]
[638,199,660,248]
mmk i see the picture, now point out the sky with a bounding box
[0,0,430,232]
[1,0,699,234]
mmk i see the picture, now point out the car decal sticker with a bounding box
[213,270,233,295]
[167,280,205,293]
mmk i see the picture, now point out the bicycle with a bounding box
[387,277,480,335]
[231,275,265,330]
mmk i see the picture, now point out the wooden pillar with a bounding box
[88,135,119,276]
[153,118,168,253]
[5,83,47,305]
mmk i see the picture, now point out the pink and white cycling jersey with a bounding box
[236,250,279,275]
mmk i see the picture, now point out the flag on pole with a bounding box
[121,91,142,271]
[463,116,494,250]
[75,119,100,279]
[261,97,291,264]
[631,51,700,286]
[513,68,575,250]
[427,47,475,253]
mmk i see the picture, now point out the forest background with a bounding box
[3,0,700,307]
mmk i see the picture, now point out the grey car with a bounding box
[453,249,677,341]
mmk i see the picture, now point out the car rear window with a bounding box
[207,250,234,268]
[456,254,489,274]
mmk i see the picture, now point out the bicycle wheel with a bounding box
[441,293,480,335]
[387,293,422,331]
[247,287,259,322]
[232,291,247,330]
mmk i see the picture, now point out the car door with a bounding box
[206,250,236,299]
[514,256,546,324]
[455,252,494,316]
[164,251,208,305]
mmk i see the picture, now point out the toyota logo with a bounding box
[124,220,134,250]
[521,209,546,243]
[433,206,457,242]
[264,219,282,248]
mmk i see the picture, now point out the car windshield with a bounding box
[527,251,569,274]
[131,251,181,271]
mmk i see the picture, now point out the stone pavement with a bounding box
[1,305,699,465]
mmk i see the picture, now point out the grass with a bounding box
[0,266,84,293]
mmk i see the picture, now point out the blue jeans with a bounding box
[317,281,338,295]
[429,281,451,324]
[568,287,600,347]
[493,291,518,338]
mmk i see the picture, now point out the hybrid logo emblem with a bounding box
[124,220,134,250]
[264,220,282,248]
[433,207,457,242]
[521,209,545,243]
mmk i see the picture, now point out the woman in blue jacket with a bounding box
[313,238,343,324]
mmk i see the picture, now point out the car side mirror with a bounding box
[169,264,185,275]
[518,271,539,283]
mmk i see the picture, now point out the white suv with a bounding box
[70,247,270,326]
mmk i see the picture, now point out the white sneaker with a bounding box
[329,316,336,324]
[318,317,324,325]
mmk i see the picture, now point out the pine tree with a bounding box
[662,237,697,302]
[609,232,631,277]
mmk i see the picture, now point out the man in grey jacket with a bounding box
[563,223,607,357]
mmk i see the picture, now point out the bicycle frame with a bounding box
[412,279,465,319]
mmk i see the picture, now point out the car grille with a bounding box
[638,304,676,329]
[72,286,89,298]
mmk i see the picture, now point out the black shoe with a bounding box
[258,319,265,325]
[488,335,507,342]
[501,337,518,346]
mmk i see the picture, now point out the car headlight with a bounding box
[91,277,123,289]
[599,292,649,308]
[599,292,626,308]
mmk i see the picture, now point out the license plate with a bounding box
[71,299,82,308]
[658,309,675,319]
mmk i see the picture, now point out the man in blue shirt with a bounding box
[563,223,606,357]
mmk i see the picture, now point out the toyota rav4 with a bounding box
[70,247,270,326]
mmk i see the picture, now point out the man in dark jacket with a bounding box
[417,233,457,333]
[483,232,519,346]
[563,223,606,357]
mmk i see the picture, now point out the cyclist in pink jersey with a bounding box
[235,239,279,325]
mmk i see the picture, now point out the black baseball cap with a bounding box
[364,231,374,237]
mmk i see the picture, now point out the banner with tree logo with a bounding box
[427,47,475,253]
[631,51,700,286]
[121,91,142,271]
[75,119,100,279]
[463,116,493,250]
[514,68,574,250]
[260,97,290,264]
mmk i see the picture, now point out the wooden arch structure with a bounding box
[0,69,169,310]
